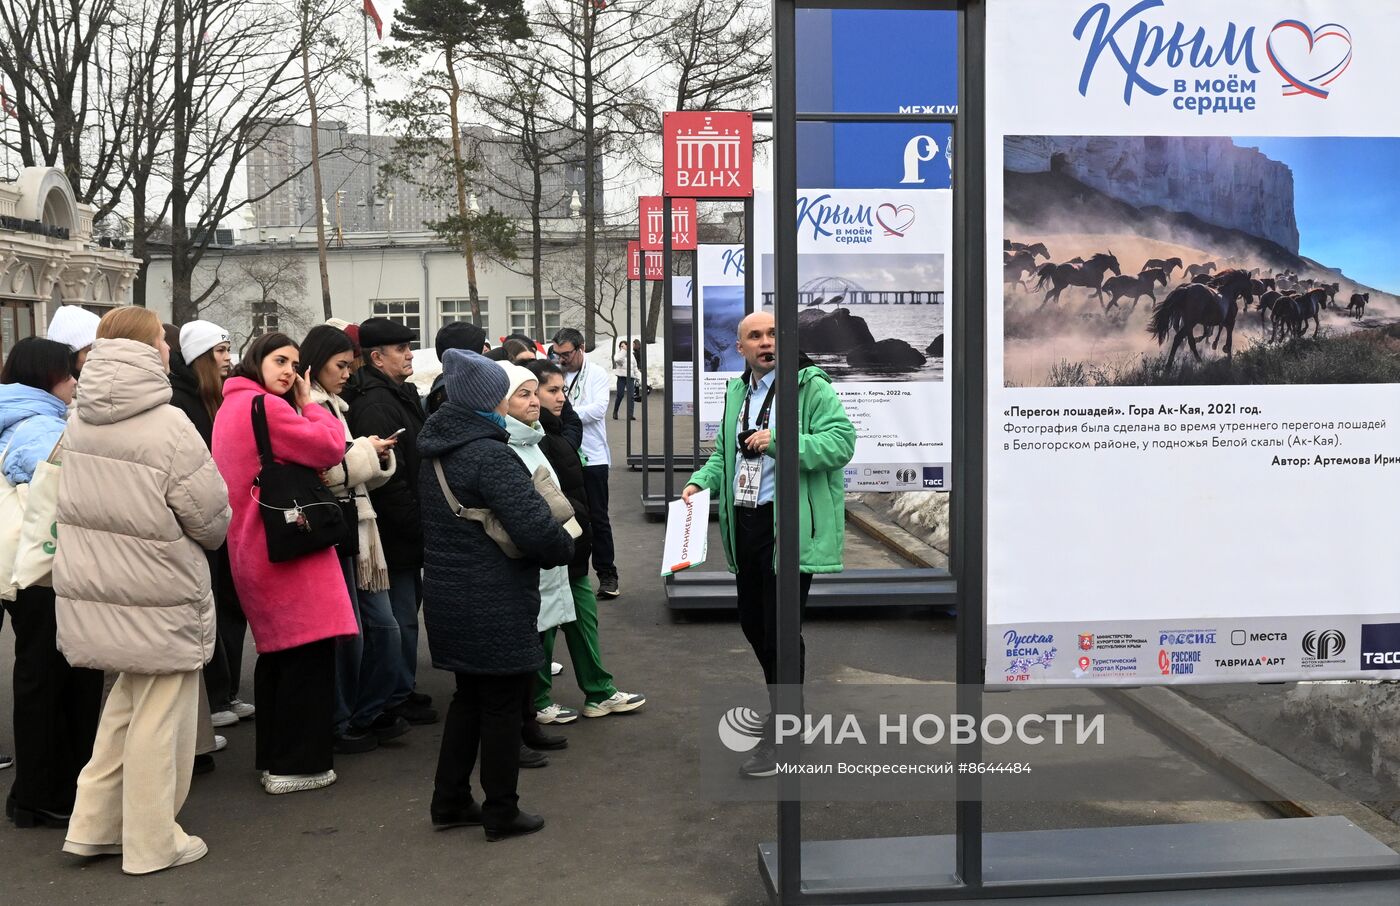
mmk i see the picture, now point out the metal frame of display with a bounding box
[640,192,754,517]
[755,0,1400,902]
[661,109,957,610]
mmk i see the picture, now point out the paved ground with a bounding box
[0,396,1288,903]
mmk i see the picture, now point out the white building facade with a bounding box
[143,226,642,355]
[0,167,138,366]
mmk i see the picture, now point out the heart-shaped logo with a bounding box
[875,203,915,237]
[1266,20,1353,99]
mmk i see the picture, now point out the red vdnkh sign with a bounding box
[638,196,697,251]
[663,111,753,197]
[627,242,665,281]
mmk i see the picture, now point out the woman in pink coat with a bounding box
[212,332,357,795]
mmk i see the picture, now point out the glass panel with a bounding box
[795,8,958,114]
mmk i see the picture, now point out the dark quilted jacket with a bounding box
[418,403,574,675]
[344,364,426,570]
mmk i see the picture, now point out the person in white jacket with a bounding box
[549,328,619,598]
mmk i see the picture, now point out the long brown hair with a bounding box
[190,350,225,422]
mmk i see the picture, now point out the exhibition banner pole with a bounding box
[953,0,985,886]
[772,0,804,899]
[663,195,676,501]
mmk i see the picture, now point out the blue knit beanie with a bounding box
[443,348,510,411]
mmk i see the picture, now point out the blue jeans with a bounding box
[334,556,405,734]
[386,569,422,708]
[613,376,636,418]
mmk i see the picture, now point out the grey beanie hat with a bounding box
[443,348,510,411]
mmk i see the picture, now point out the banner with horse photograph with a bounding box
[986,0,1400,684]
[755,189,952,492]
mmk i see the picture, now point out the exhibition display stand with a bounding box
[755,0,1400,902]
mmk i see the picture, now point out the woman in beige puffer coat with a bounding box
[53,308,231,876]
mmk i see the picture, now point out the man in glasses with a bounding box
[681,311,855,778]
[549,328,621,600]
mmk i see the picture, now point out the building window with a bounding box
[371,298,421,347]
[508,297,560,343]
[251,300,279,337]
[439,298,489,338]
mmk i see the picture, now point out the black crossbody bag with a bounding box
[250,395,348,563]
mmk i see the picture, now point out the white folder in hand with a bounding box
[661,489,709,577]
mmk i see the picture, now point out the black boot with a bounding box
[430,793,484,831]
[522,725,568,751]
[485,811,545,842]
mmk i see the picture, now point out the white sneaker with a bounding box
[64,840,122,857]
[228,699,256,720]
[582,691,646,718]
[535,703,579,725]
[210,710,238,728]
[212,735,227,752]
[120,835,207,875]
[262,770,337,795]
[551,662,563,676]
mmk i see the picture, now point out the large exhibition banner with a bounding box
[755,189,952,492]
[986,0,1400,684]
[670,276,695,417]
[696,244,746,440]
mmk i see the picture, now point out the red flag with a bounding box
[0,86,15,119]
[363,0,383,39]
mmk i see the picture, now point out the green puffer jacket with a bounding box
[687,365,855,574]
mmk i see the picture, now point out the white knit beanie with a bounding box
[498,361,538,401]
[179,320,230,365]
[47,305,101,352]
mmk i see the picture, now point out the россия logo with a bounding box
[1266,20,1353,99]
[717,706,766,753]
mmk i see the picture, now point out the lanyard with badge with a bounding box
[566,361,585,402]
[734,379,774,508]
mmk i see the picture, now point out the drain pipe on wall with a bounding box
[420,250,430,343]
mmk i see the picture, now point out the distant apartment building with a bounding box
[246,120,602,237]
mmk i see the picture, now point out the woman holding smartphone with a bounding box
[299,325,405,754]
[212,333,358,795]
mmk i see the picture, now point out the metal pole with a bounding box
[663,197,676,500]
[691,247,701,466]
[954,0,987,890]
[744,198,755,316]
[772,0,802,901]
[641,274,651,500]
[626,277,634,460]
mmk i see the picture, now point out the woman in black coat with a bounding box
[164,321,251,729]
[418,350,573,841]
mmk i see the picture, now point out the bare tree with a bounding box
[0,0,187,242]
[297,0,364,319]
[529,0,668,348]
[463,55,576,338]
[639,0,770,342]
[165,0,361,324]
[193,250,313,351]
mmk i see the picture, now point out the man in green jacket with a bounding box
[682,311,855,777]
